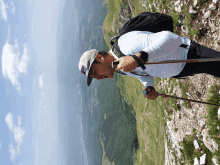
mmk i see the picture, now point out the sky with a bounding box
[0,0,108,164]
[0,0,65,164]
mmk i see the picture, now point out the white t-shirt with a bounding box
[109,30,191,88]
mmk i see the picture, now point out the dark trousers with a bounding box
[172,40,220,79]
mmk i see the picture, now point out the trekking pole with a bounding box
[157,92,220,107]
[112,57,220,69]
[144,57,220,65]
[144,57,220,107]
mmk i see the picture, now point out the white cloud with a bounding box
[14,123,25,145]
[11,2,15,15]
[0,140,2,150]
[18,115,21,126]
[5,113,26,161]
[18,43,29,74]
[9,144,16,161]
[0,0,8,21]
[5,113,13,131]
[39,73,45,89]
[2,39,29,93]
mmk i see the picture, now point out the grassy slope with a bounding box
[102,0,123,49]
[101,0,220,164]
[102,1,166,164]
[117,74,166,165]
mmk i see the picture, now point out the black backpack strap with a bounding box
[113,39,126,57]
[110,36,120,47]
[115,70,128,75]
[179,44,189,48]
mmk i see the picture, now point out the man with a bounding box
[78,30,220,100]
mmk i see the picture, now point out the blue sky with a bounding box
[0,0,66,164]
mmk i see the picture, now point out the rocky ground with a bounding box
[160,75,220,165]
[151,0,220,164]
[113,0,220,164]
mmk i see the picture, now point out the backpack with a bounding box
[111,12,175,46]
[111,12,188,78]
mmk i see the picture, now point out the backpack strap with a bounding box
[115,70,128,76]
[112,39,126,58]
[110,36,120,47]
[179,44,189,48]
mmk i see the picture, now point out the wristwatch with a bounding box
[131,55,146,70]
[140,51,149,64]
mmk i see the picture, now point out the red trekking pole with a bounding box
[143,57,220,65]
[157,92,220,107]
[142,89,220,107]
[146,57,220,107]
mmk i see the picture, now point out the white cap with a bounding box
[78,49,99,86]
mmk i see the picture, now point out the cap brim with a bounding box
[87,76,93,86]
[87,60,96,86]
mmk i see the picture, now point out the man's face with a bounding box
[89,54,116,81]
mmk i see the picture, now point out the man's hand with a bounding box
[144,86,158,100]
[114,56,138,72]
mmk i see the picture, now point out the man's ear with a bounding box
[96,54,104,62]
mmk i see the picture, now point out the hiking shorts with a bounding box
[172,40,220,79]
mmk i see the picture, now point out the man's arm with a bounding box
[143,31,182,59]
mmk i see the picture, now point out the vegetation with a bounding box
[181,5,200,38]
[179,134,214,165]
[97,74,138,165]
[170,7,180,28]
[204,85,220,164]
[116,75,166,165]
[178,80,192,109]
[178,85,220,165]
[174,127,178,132]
